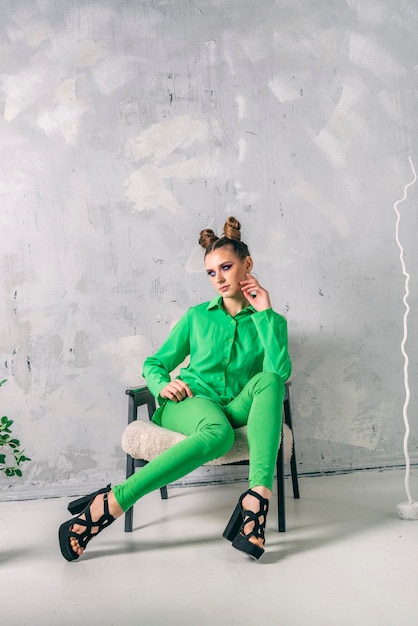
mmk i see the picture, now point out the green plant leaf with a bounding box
[16,453,31,464]
[1,380,30,477]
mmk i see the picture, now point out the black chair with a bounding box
[122,382,300,533]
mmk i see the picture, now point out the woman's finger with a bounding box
[172,380,193,397]
[161,379,193,401]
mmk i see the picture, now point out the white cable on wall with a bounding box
[394,156,418,520]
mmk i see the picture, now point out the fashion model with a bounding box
[59,216,291,561]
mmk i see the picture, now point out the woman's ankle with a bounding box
[108,492,124,519]
[248,486,271,501]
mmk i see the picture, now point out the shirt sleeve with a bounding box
[142,311,191,399]
[250,309,292,382]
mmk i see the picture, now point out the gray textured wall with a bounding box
[1,0,417,499]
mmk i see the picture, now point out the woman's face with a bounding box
[204,247,253,301]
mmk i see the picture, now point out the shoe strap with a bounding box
[70,492,115,537]
[240,490,269,541]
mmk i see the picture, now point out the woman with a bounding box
[59,216,291,561]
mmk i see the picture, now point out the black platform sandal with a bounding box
[223,489,269,560]
[67,484,112,515]
[58,489,115,561]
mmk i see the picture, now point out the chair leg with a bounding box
[124,453,135,532]
[124,456,169,531]
[284,394,300,500]
[124,506,133,532]
[277,437,286,532]
[290,451,300,500]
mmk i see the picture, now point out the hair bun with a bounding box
[198,228,218,250]
[223,216,241,241]
[199,216,249,258]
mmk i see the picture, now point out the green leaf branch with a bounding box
[0,379,31,477]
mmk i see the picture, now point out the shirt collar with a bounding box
[207,295,255,316]
[207,295,223,310]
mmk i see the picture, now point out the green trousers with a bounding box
[113,372,285,512]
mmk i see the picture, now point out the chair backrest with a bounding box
[126,387,156,423]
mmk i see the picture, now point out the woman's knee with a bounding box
[161,397,235,459]
[251,371,285,394]
[200,419,235,458]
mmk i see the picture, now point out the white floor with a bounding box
[1,468,417,626]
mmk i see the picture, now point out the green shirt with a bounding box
[142,295,291,419]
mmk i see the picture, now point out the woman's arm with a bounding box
[251,310,292,381]
[241,273,291,381]
[142,311,192,401]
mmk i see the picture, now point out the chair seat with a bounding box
[121,419,293,466]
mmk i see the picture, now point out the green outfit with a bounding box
[113,296,291,512]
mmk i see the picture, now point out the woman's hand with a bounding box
[160,379,193,402]
[240,273,272,312]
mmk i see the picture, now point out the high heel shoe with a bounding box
[223,489,269,560]
[67,484,112,515]
[58,489,115,561]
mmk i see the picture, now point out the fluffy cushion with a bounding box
[122,420,293,465]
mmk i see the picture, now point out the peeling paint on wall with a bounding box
[124,115,221,213]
